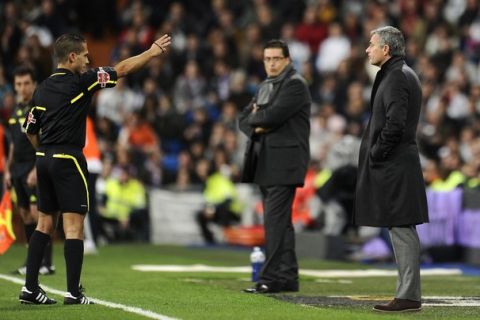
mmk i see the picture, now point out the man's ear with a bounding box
[383,44,390,57]
[68,52,76,63]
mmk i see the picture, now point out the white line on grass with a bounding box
[0,274,179,320]
[330,295,480,307]
[422,296,480,307]
[131,264,462,278]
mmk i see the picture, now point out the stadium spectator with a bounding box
[295,5,328,54]
[315,22,351,74]
[99,165,148,242]
[173,60,207,113]
[96,77,143,129]
[196,163,242,244]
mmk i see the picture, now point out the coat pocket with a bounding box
[268,142,299,170]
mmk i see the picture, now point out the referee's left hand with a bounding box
[150,34,172,56]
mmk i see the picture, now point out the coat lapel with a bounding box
[370,68,384,110]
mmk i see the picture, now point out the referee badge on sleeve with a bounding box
[97,67,110,88]
[27,112,36,125]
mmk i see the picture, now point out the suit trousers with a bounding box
[259,185,298,290]
[389,226,421,301]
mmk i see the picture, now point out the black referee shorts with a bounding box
[35,146,89,214]
[12,173,37,210]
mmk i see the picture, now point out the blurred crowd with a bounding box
[2,0,480,243]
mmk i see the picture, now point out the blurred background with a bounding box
[2,0,480,265]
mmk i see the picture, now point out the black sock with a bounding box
[41,241,53,267]
[64,239,84,296]
[25,231,51,291]
[22,223,37,266]
[24,223,36,243]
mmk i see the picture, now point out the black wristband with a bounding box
[153,42,165,53]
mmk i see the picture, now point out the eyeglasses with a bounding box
[263,56,286,63]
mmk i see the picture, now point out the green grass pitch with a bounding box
[1,243,480,319]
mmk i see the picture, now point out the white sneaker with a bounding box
[39,265,56,275]
[16,266,27,275]
[84,239,98,255]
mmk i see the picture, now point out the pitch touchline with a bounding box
[329,295,480,307]
[0,274,179,320]
[131,264,462,278]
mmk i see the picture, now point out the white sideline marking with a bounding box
[133,264,250,273]
[422,296,480,307]
[131,264,462,278]
[0,274,179,320]
[315,279,352,284]
[332,295,480,307]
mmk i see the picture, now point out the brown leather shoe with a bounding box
[373,298,422,312]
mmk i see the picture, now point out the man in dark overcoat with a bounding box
[354,26,429,312]
[240,40,310,293]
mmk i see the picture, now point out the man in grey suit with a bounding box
[355,26,429,312]
[240,40,310,294]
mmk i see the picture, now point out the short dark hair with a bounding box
[264,39,290,58]
[13,65,36,81]
[54,33,86,63]
[371,26,405,57]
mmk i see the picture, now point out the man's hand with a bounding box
[3,170,11,190]
[150,34,172,56]
[26,167,37,188]
[252,103,259,113]
[255,127,269,134]
[115,34,172,78]
[120,220,129,230]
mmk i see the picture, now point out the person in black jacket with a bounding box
[19,33,171,305]
[354,26,429,312]
[240,40,310,294]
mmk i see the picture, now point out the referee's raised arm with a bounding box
[114,34,171,78]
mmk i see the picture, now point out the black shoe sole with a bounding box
[64,298,94,305]
[19,299,56,305]
[20,300,34,304]
[373,307,422,313]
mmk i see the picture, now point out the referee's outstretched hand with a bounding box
[115,34,172,78]
[150,34,172,56]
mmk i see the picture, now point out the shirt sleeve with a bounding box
[79,67,118,94]
[23,105,46,134]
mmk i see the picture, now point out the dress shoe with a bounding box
[243,284,280,294]
[373,298,422,312]
[282,281,299,292]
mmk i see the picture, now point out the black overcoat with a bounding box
[239,66,311,187]
[354,57,429,227]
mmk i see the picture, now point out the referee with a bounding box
[19,33,171,305]
[5,66,54,276]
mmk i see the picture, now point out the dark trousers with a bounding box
[259,185,298,290]
[99,209,149,242]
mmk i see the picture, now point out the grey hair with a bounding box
[371,26,405,57]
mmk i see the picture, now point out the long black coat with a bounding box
[239,66,311,187]
[354,57,429,227]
